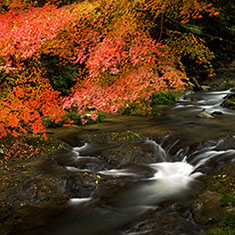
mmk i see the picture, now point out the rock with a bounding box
[123,203,203,235]
[212,111,223,116]
[191,162,235,232]
[221,92,235,109]
[223,93,235,101]
[101,141,161,167]
[191,190,223,224]
[65,175,95,198]
[221,99,235,110]
[201,85,211,91]
[197,111,214,119]
[215,136,235,150]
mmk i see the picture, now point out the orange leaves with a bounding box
[0,0,217,139]
[129,33,163,65]
[0,65,65,138]
[213,11,219,16]
[6,113,19,128]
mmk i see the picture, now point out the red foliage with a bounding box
[0,0,217,138]
[0,66,66,138]
[63,64,187,123]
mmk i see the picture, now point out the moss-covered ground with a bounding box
[192,163,235,235]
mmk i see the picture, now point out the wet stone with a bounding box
[191,190,223,224]
[223,93,235,101]
[197,111,214,119]
[215,136,235,150]
[230,87,235,92]
[221,98,235,110]
[122,203,203,235]
[65,175,95,198]
[221,92,235,109]
[101,141,160,167]
[212,111,223,116]
[201,85,211,91]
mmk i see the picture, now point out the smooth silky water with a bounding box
[51,136,235,235]
[48,89,235,235]
[3,89,235,235]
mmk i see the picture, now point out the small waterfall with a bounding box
[4,89,235,235]
[66,137,235,208]
[58,137,235,235]
[137,138,235,205]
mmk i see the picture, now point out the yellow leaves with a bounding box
[166,29,215,77]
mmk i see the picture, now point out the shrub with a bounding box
[152,91,183,105]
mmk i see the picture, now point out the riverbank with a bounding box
[192,162,235,234]
[0,134,68,222]
[1,69,235,234]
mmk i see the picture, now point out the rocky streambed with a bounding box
[1,86,235,234]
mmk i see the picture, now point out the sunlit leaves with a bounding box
[0,0,217,138]
[0,65,66,137]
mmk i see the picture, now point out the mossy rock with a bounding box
[191,190,224,224]
[191,163,235,234]
[221,99,235,109]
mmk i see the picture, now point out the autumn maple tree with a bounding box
[0,0,219,138]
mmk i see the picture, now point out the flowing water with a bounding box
[1,89,235,235]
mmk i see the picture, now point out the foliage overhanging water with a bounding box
[1,89,235,235]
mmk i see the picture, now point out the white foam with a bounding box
[173,90,231,113]
[73,143,88,152]
[150,162,193,178]
[150,161,201,185]
[135,162,203,204]
[71,152,95,160]
[99,169,137,176]
[68,198,92,205]
[71,143,96,160]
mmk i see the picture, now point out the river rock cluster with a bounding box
[221,91,235,110]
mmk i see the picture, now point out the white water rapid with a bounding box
[65,137,235,207]
[51,89,235,235]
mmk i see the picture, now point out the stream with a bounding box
[1,89,235,235]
